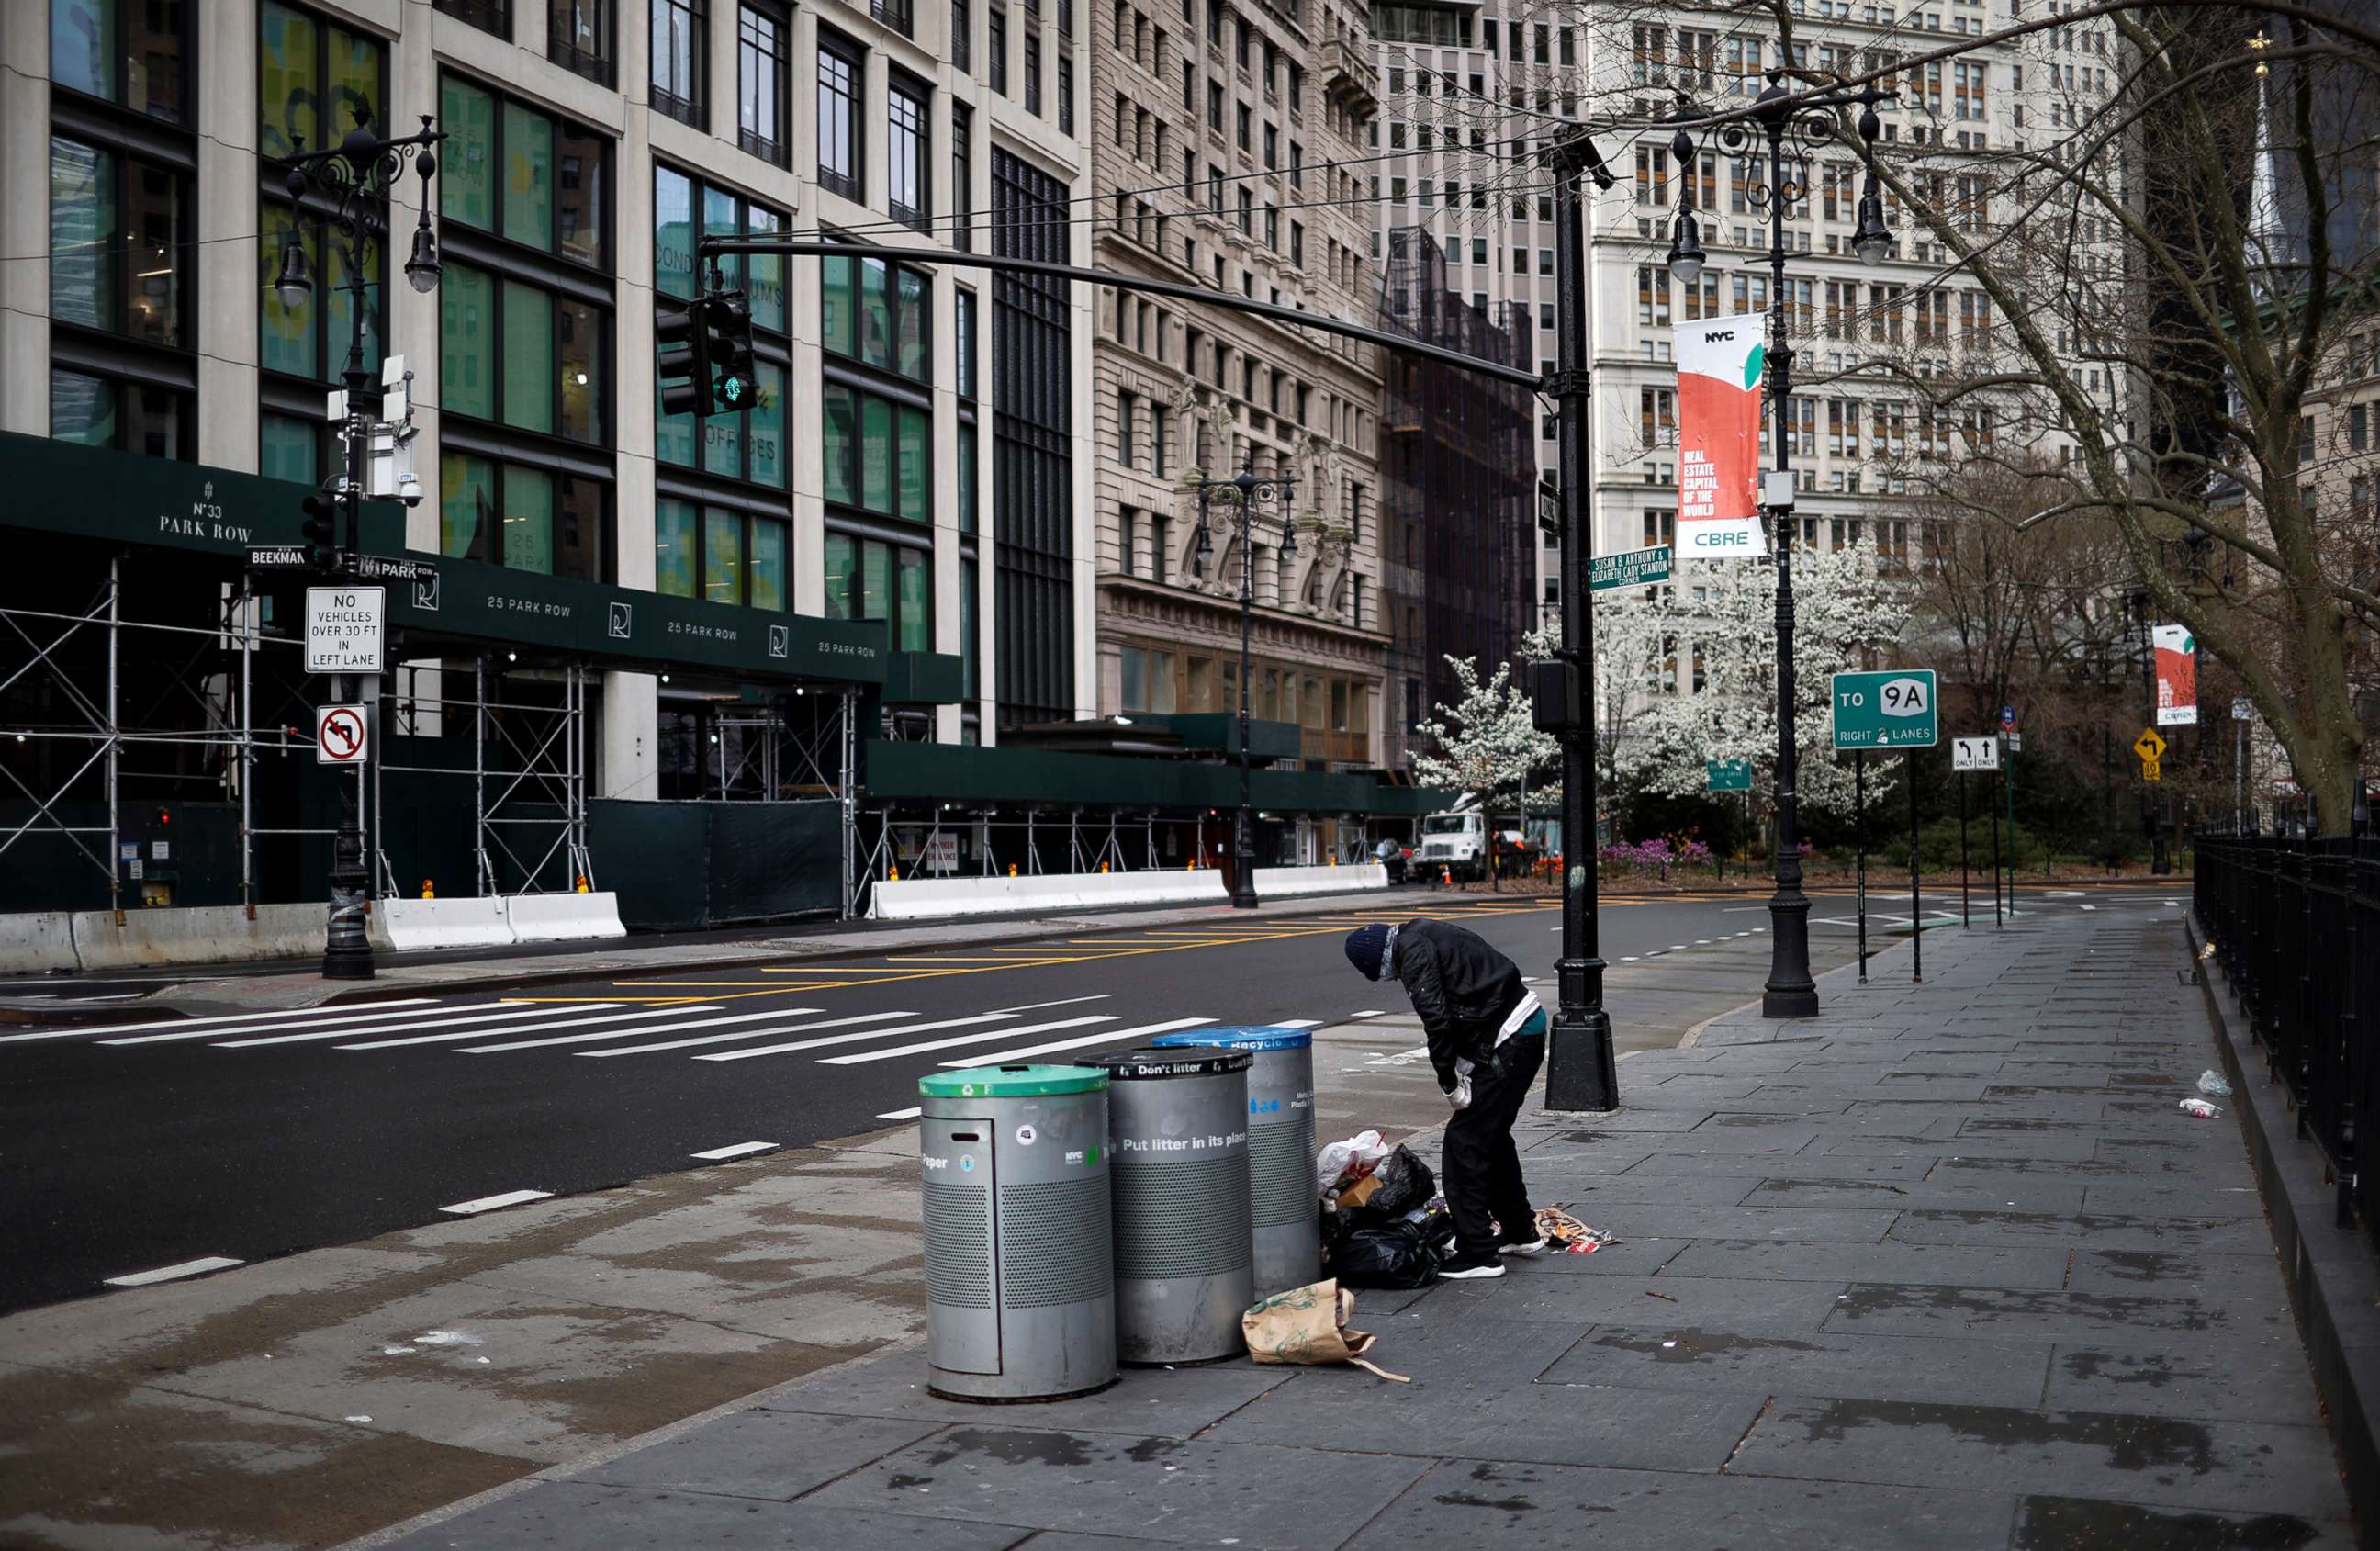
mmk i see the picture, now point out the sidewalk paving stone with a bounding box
[758,1348,1293,1439]
[1539,1325,2053,1410]
[376,1485,1031,1551]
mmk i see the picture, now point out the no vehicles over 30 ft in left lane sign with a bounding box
[305,586,385,675]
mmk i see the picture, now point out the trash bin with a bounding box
[917,1063,1117,1402]
[1086,1046,1254,1365]
[1151,1027,1321,1297]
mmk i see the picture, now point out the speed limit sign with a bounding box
[316,704,368,765]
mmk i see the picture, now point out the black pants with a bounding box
[1443,1032,1544,1254]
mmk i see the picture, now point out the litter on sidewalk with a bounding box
[1535,1205,1615,1254]
[2180,1096,2224,1119]
[1242,1278,1409,1382]
[2196,1069,2234,1096]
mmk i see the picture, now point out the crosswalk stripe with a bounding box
[1267,1018,1325,1029]
[3,998,443,1045]
[454,1006,836,1053]
[341,1004,721,1051]
[215,1002,610,1049]
[808,1015,1118,1067]
[985,995,1111,1015]
[579,1009,925,1058]
[99,1000,456,1047]
[939,1016,1217,1066]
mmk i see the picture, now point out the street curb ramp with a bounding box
[2190,911,2380,1545]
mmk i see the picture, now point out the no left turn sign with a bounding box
[317,705,368,765]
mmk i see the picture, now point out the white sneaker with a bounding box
[1498,1237,1551,1257]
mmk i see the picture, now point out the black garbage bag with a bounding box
[1338,1146,1438,1239]
[1330,1220,1443,1289]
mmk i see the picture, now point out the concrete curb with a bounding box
[1678,931,1913,1050]
[2187,911,2380,1543]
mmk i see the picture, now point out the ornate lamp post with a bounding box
[1190,465,1299,907]
[275,105,445,981]
[1665,74,1894,1018]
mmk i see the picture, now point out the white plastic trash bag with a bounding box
[1317,1129,1391,1197]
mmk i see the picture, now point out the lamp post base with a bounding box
[1761,886,1817,1018]
[322,851,376,981]
[1229,877,1259,909]
[1544,1006,1618,1111]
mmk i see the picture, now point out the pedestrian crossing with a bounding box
[5,993,1335,1090]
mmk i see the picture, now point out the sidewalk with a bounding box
[353,909,2352,1550]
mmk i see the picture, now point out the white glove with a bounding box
[1446,1075,1473,1112]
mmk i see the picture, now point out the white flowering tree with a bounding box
[1411,655,1556,816]
[1594,541,1914,816]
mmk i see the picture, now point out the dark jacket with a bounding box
[1394,918,1531,1093]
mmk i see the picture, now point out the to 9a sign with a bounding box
[1830,669,1939,749]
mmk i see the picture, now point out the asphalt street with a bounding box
[0,882,2184,1313]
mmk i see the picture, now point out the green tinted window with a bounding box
[750,519,787,612]
[503,102,553,247]
[654,166,694,299]
[656,499,699,597]
[861,395,892,511]
[960,558,979,697]
[747,206,784,332]
[257,3,317,161]
[259,205,314,377]
[898,405,929,522]
[48,137,113,332]
[260,414,316,483]
[50,370,114,446]
[823,532,858,619]
[957,422,977,534]
[823,385,857,505]
[558,298,601,442]
[860,258,892,369]
[440,452,493,558]
[750,362,787,489]
[704,389,743,478]
[862,540,892,623]
[322,230,379,377]
[501,281,553,433]
[504,466,554,572]
[704,511,744,604]
[896,266,929,381]
[897,547,930,650]
[441,263,495,420]
[441,77,496,230]
[822,254,854,356]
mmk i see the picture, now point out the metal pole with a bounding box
[1958,769,1970,927]
[1991,769,2004,929]
[1759,96,1818,1019]
[320,230,375,979]
[240,579,253,916]
[474,656,491,895]
[2004,741,2017,916]
[1542,127,1617,1111]
[1909,754,1922,984]
[2235,713,2245,832]
[1855,749,1867,983]
[107,553,120,923]
[1231,477,1258,909]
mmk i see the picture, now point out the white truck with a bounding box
[1415,801,1488,882]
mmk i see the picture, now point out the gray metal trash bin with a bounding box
[1151,1027,1321,1297]
[918,1063,1117,1402]
[1086,1046,1253,1365]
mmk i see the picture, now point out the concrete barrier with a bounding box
[376,896,517,952]
[503,892,627,943]
[0,912,81,975]
[1255,864,1388,898]
[868,870,1229,920]
[71,903,323,971]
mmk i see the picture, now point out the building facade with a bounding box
[1,0,1095,916]
[1083,0,1392,790]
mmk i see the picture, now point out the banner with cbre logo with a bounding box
[1673,316,1765,561]
[2153,624,2197,726]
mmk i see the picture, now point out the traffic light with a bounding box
[706,292,755,414]
[657,295,713,419]
[300,489,339,570]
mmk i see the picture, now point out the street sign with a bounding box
[2133,728,2167,762]
[354,555,438,585]
[304,586,385,674]
[2232,697,2252,721]
[1589,545,1673,592]
[2141,755,2162,782]
[316,704,368,765]
[1951,736,2000,771]
[1830,669,1938,748]
[247,545,312,572]
[1537,479,1559,536]
[2006,731,2023,752]
[1999,704,2016,731]
[1706,759,1753,792]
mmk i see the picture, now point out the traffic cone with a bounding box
[421,879,435,900]
[574,874,590,894]
[1008,862,1019,878]
[1100,860,1111,873]
[1441,864,1453,888]
[890,864,901,882]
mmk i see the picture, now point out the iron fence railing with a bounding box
[2195,832,2378,1239]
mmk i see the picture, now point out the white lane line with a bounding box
[1621,956,1640,962]
[587,1009,926,1058]
[93,1000,451,1047]
[808,1014,1119,1067]
[337,1004,672,1051]
[104,1254,243,1287]
[439,1189,552,1216]
[984,994,1113,1016]
[690,1141,778,1161]
[1695,938,1713,945]
[1348,1010,1386,1018]
[1268,1018,1325,1029]
[941,1016,1217,1067]
[1670,944,1690,950]
[455,1006,828,1054]
[218,1002,607,1048]
[9,998,441,1045]
[877,1107,924,1121]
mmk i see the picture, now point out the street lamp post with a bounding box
[275,106,444,980]
[1190,466,1297,907]
[1666,74,1895,1019]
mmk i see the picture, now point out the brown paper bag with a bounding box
[1240,1278,1409,1382]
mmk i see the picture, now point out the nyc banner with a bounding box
[1674,316,1765,559]
[2153,624,2198,726]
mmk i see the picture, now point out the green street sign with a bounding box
[1589,545,1673,592]
[1706,759,1753,792]
[1830,669,1939,749]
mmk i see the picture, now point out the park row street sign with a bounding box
[1589,545,1673,592]
[1830,669,1939,749]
